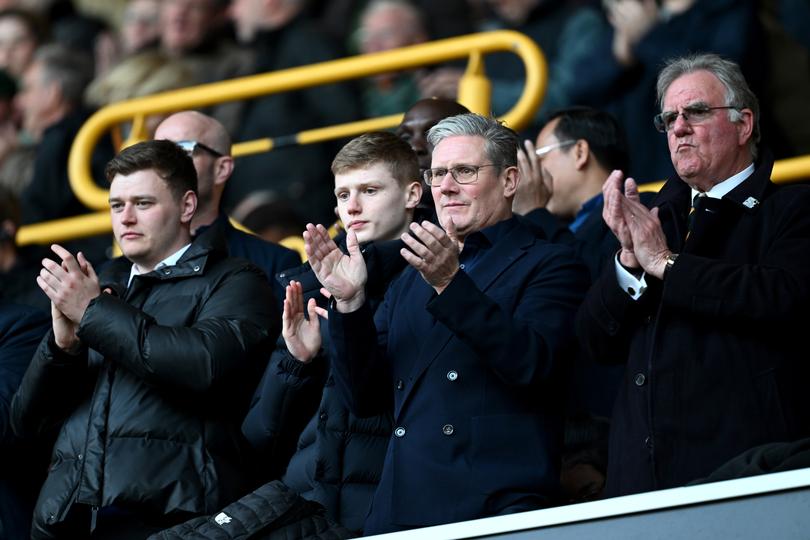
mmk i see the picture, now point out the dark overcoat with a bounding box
[329,217,588,534]
[576,153,810,496]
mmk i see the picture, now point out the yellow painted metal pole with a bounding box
[457,52,492,115]
[68,30,546,212]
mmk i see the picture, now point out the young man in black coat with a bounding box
[12,140,277,539]
[239,132,422,534]
[577,53,810,496]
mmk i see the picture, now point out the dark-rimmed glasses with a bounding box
[176,140,225,157]
[653,104,740,133]
[423,164,498,186]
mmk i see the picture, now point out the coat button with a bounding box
[442,424,454,436]
[319,411,327,421]
[644,436,653,449]
[394,427,406,438]
[77,453,83,461]
[396,379,404,390]
[634,373,646,386]
[446,370,458,382]
[193,265,200,272]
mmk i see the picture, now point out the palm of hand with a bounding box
[317,248,367,302]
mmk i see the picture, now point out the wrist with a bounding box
[619,248,639,269]
[335,290,365,313]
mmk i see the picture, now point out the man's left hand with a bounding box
[37,245,101,323]
[620,179,671,279]
[401,220,460,294]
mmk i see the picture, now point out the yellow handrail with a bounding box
[66,30,546,212]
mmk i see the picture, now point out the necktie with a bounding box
[686,193,706,240]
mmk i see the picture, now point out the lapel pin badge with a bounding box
[742,197,759,209]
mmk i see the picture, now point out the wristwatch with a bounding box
[664,252,679,278]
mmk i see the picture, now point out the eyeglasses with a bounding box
[535,139,575,158]
[423,164,498,186]
[176,140,224,157]
[653,104,740,133]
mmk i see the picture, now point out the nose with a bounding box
[120,203,136,224]
[670,112,693,136]
[346,192,361,214]
[438,170,458,195]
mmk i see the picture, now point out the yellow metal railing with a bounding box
[17,30,547,246]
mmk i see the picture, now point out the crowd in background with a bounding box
[0,0,806,235]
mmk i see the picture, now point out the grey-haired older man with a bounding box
[577,53,810,497]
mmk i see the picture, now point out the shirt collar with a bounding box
[127,243,192,287]
[691,163,755,201]
[569,193,604,233]
[461,215,518,252]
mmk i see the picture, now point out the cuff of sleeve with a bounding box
[278,347,325,378]
[614,254,648,300]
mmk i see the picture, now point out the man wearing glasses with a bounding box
[305,113,588,533]
[577,53,810,497]
[154,111,301,312]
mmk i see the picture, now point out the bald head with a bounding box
[154,111,233,228]
[396,98,469,171]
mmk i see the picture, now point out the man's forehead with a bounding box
[334,162,397,189]
[664,70,724,109]
[535,117,560,144]
[433,135,486,162]
[110,169,168,196]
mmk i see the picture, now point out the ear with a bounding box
[213,156,234,187]
[573,139,590,171]
[0,218,16,241]
[179,190,197,224]
[404,180,422,209]
[502,165,519,198]
[736,108,755,148]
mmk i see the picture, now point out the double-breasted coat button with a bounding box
[394,427,406,438]
[396,379,404,390]
[446,370,458,381]
[634,373,646,386]
[442,424,454,436]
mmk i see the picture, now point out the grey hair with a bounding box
[34,43,93,107]
[656,53,759,160]
[427,113,519,169]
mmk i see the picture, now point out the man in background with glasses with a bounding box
[155,111,301,312]
[577,53,810,497]
[305,113,588,533]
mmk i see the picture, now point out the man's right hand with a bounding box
[282,281,327,363]
[513,139,552,215]
[304,224,367,313]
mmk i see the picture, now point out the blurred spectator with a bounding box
[85,50,196,138]
[225,0,360,226]
[155,110,301,312]
[515,106,653,419]
[419,0,607,134]
[758,0,810,157]
[119,0,159,55]
[356,0,427,118]
[0,68,34,197]
[569,0,764,182]
[0,302,51,540]
[0,186,48,309]
[315,0,475,48]
[238,194,305,244]
[158,0,251,132]
[16,43,113,225]
[0,8,45,80]
[576,54,810,497]
[395,97,469,211]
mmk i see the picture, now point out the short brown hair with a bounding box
[105,140,197,199]
[331,131,419,187]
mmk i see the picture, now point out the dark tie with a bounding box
[686,193,706,240]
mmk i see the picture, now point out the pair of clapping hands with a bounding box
[281,219,462,364]
[37,245,102,354]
